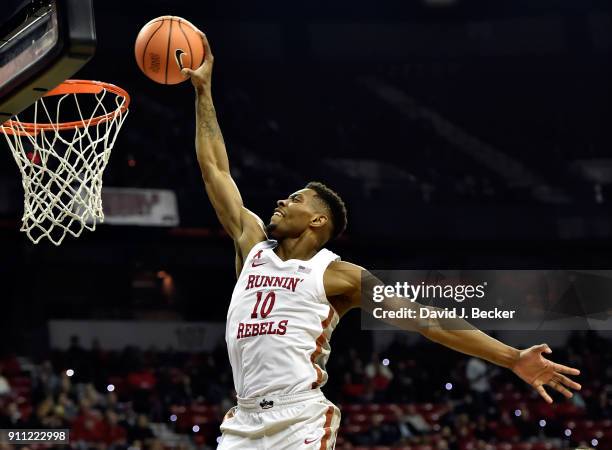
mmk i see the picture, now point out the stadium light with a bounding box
[192,425,200,433]
[107,384,115,392]
[66,369,74,377]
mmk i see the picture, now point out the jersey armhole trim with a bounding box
[315,252,342,318]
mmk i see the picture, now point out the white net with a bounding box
[0,81,129,246]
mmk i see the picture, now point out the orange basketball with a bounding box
[134,16,205,85]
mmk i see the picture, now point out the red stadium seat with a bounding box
[364,404,381,413]
[343,403,365,414]
[378,403,401,414]
[13,385,31,397]
[381,412,397,422]
[601,429,612,440]
[9,376,31,387]
[18,404,32,420]
[512,443,532,450]
[495,443,512,450]
[344,424,365,434]
[531,443,552,450]
[192,414,211,424]
[351,413,368,424]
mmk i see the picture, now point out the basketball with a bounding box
[134,16,205,85]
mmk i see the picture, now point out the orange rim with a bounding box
[1,80,130,136]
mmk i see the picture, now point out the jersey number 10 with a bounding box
[251,291,276,319]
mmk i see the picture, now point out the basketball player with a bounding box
[181,35,581,450]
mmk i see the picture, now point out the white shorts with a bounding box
[218,389,341,450]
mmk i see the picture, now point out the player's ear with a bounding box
[310,214,328,229]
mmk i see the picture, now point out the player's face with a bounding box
[267,189,319,239]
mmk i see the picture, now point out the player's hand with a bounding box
[511,344,581,403]
[181,33,213,92]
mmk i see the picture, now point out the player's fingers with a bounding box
[552,362,580,376]
[181,68,194,77]
[536,384,553,404]
[555,373,582,390]
[548,379,573,399]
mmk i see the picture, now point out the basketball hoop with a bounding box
[1,80,130,245]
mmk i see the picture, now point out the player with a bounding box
[181,35,581,450]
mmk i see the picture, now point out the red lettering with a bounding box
[268,321,277,334]
[277,319,288,335]
[245,275,256,290]
[260,292,275,318]
[251,291,276,319]
[236,320,290,340]
[268,322,276,334]
[245,275,303,292]
[259,322,269,334]
[283,278,302,292]
[251,291,263,318]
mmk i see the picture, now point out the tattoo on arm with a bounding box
[198,99,224,142]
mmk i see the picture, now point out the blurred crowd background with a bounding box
[1,0,612,449]
[1,330,611,450]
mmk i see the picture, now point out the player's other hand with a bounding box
[511,344,581,404]
[182,32,213,92]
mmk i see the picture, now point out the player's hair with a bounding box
[305,181,347,241]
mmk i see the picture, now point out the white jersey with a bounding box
[226,239,340,399]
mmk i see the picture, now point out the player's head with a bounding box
[266,181,347,245]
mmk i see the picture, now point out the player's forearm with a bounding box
[195,89,230,175]
[421,323,520,369]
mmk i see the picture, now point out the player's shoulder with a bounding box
[323,260,365,295]
[326,260,365,275]
[323,260,367,313]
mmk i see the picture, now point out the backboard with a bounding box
[0,0,96,123]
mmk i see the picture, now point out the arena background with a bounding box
[1,0,612,449]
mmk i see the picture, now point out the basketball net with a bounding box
[1,80,129,246]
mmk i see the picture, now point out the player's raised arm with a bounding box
[324,262,581,404]
[182,34,265,250]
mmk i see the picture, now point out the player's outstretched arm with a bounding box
[324,262,581,404]
[182,35,265,251]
